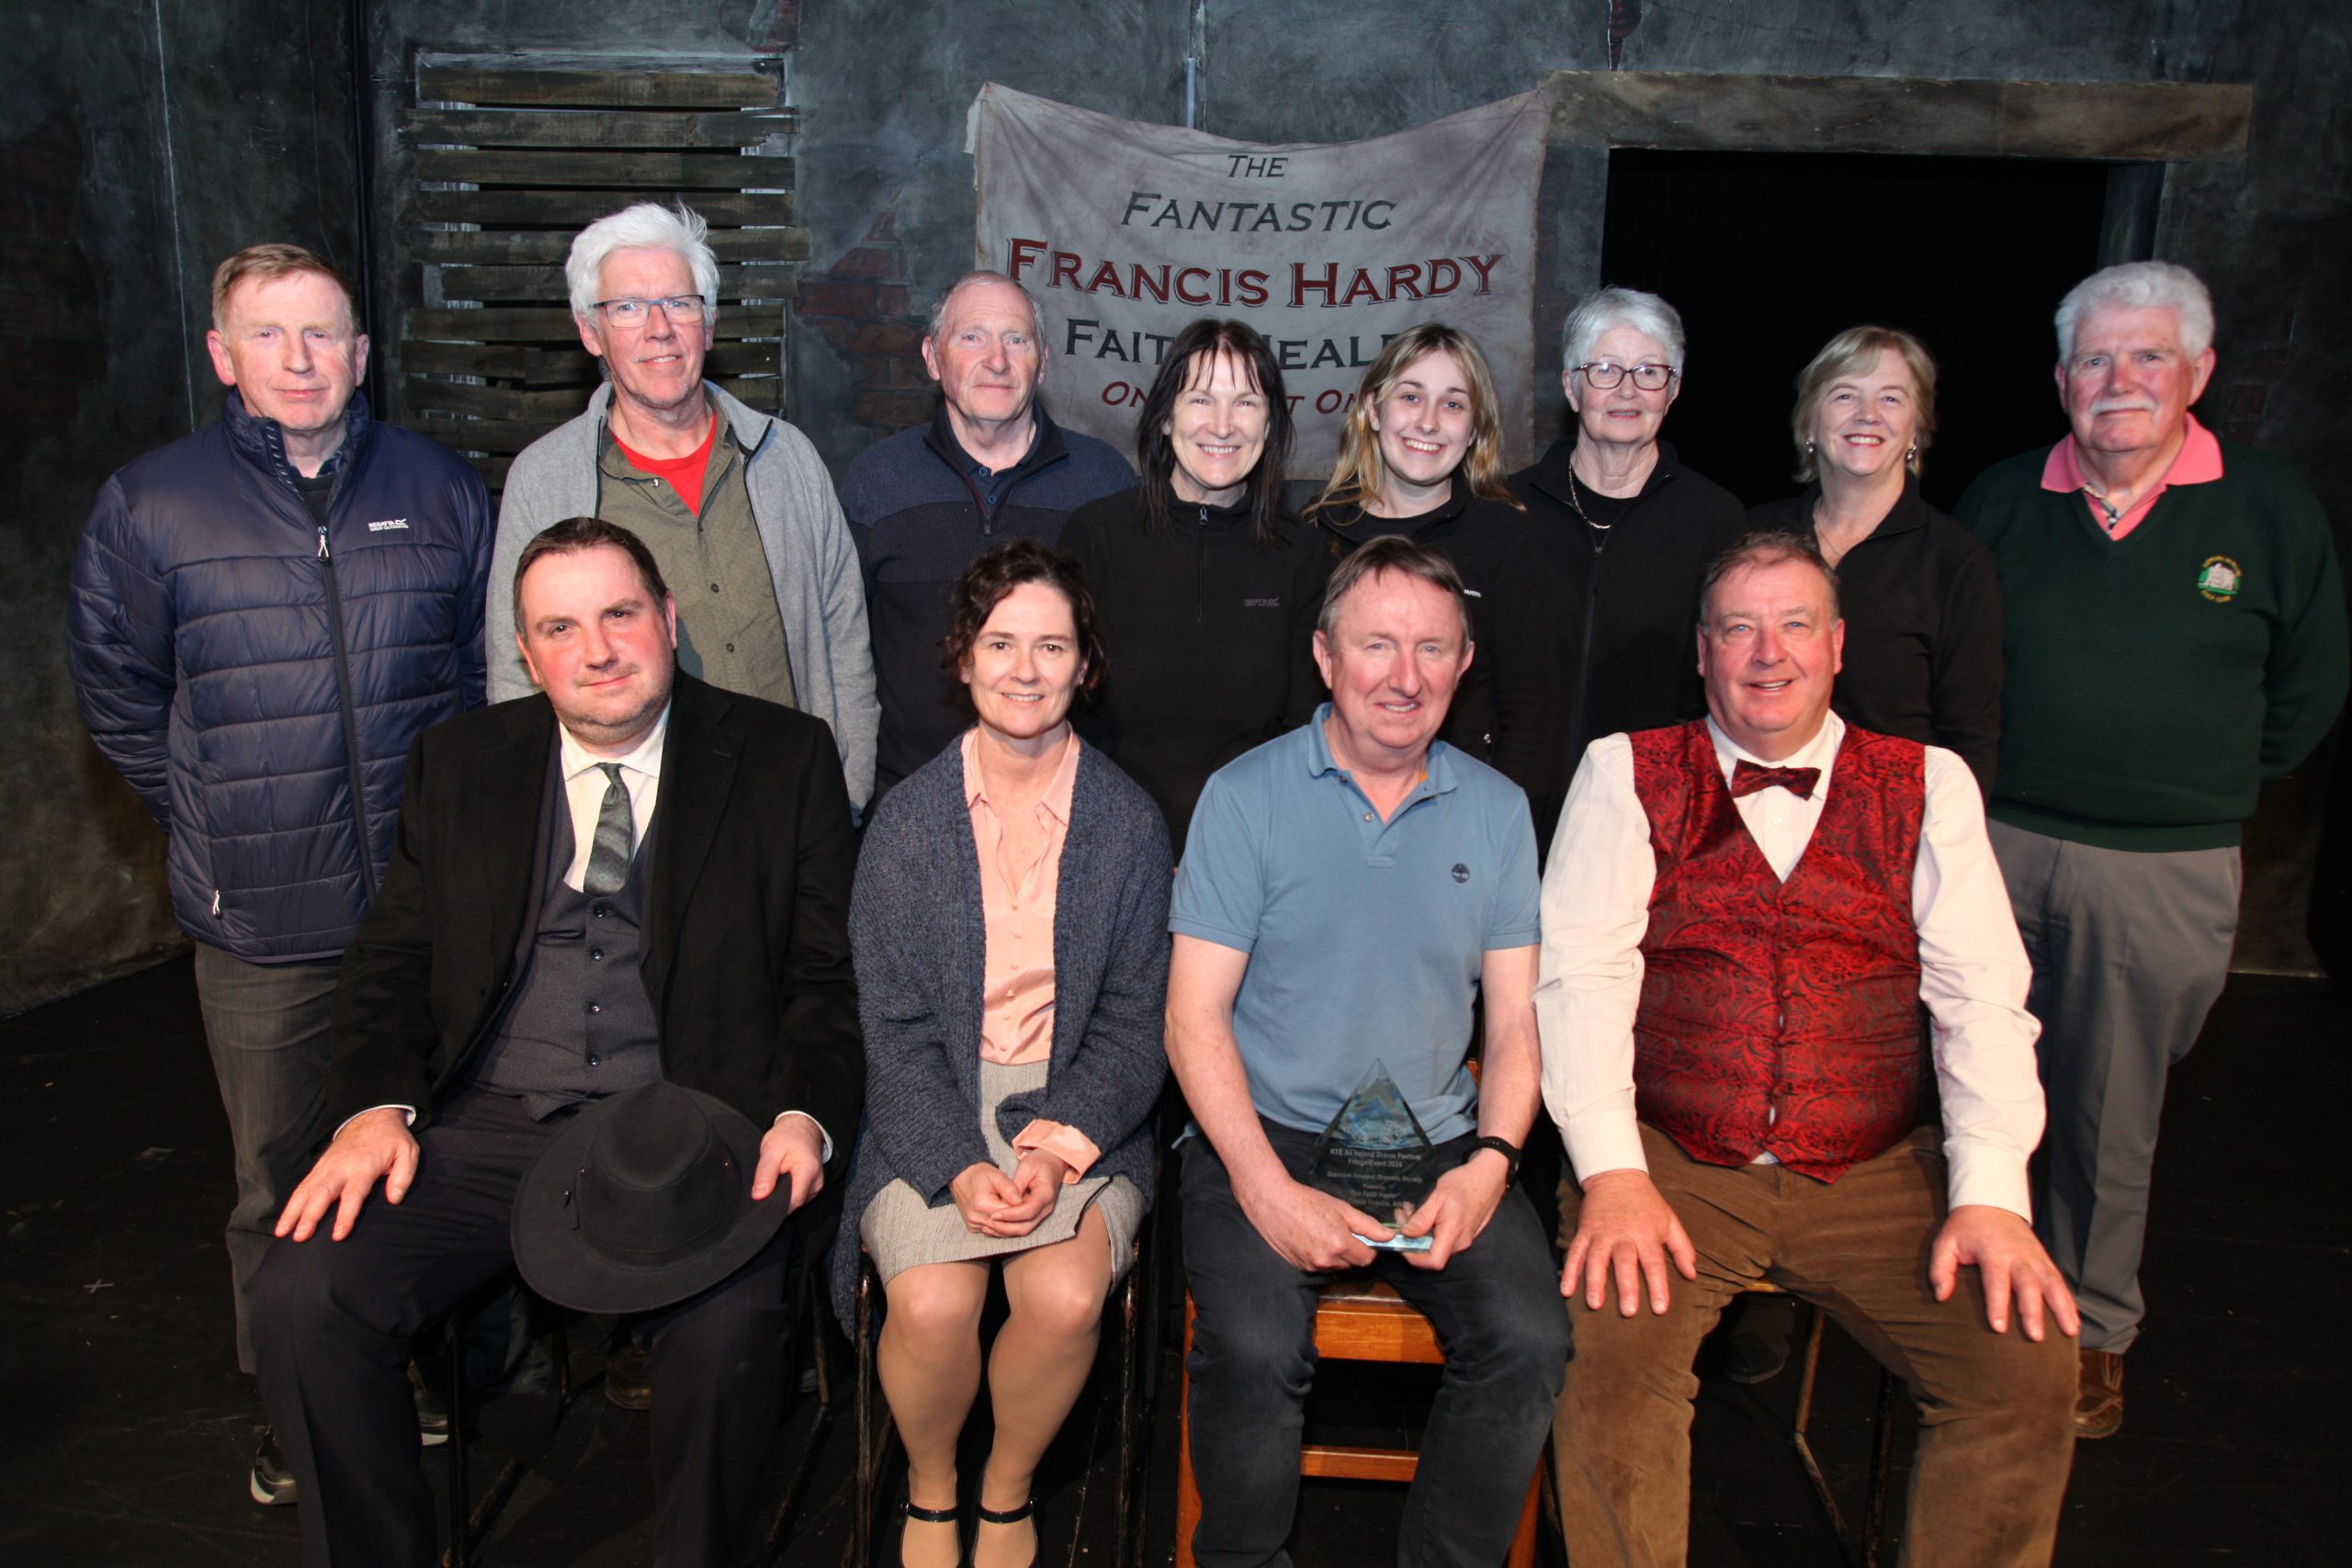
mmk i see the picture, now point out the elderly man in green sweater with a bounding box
[1956,260,2346,1440]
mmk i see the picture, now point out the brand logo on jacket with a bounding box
[367,518,411,533]
[2197,555,2241,602]
[1451,863,1470,884]
[1241,596,1282,608]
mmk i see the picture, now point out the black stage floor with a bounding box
[3,957,2342,1566]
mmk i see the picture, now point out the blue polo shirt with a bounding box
[1170,707,1542,1144]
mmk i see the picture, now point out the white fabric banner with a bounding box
[967,85,1550,476]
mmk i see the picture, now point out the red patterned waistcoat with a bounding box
[1628,721,1929,1181]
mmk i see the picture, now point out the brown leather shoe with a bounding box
[2075,1348,2124,1439]
[605,1342,652,1411]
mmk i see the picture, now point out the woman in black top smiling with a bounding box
[1306,323,1532,780]
[1057,320,1330,855]
[1747,325,2005,795]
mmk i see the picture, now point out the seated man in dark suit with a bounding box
[251,516,862,1567]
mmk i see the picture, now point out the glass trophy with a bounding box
[1306,1059,1442,1249]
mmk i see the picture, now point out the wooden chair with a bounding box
[1175,1277,1543,1568]
[853,1243,1148,1568]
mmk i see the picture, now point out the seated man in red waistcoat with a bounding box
[1534,530,2080,1568]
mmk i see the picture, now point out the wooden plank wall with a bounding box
[396,61,808,491]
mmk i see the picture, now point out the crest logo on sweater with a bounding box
[2197,555,2241,603]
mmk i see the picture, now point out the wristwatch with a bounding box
[1463,1135,1523,1180]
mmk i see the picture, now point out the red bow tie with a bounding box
[1730,760,1821,800]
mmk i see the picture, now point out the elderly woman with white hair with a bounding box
[1506,286,1746,851]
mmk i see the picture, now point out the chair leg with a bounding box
[1174,1295,1200,1568]
[760,1264,839,1567]
[1506,1465,1541,1568]
[1860,1362,1897,1568]
[856,1259,877,1568]
[1787,1302,1855,1550]
[1115,1253,1141,1568]
[445,1310,470,1568]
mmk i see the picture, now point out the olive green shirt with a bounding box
[596,421,797,708]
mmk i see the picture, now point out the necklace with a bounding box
[1565,472,1611,532]
[2081,484,2125,533]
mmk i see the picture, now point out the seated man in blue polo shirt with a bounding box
[1167,535,1567,1568]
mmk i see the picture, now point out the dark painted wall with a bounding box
[10,0,2346,1006]
[1,0,362,1012]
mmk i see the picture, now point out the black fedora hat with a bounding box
[512,1082,789,1314]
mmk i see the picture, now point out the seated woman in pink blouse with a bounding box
[832,538,1173,1568]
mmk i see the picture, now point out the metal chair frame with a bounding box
[853,1242,1147,1568]
[440,1262,832,1568]
[442,1290,572,1568]
[1739,1281,1897,1568]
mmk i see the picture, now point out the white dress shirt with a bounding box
[556,708,667,890]
[1534,713,2044,1219]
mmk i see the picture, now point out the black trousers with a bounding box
[251,1088,801,1568]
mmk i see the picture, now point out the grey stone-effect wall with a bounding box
[1,0,361,1012]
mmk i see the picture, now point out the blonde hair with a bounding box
[1790,326,1938,483]
[210,243,359,334]
[1309,324,1522,523]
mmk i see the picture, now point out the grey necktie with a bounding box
[582,762,634,895]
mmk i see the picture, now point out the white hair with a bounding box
[565,202,720,321]
[2055,261,2214,361]
[1560,285,1687,377]
[925,269,1045,345]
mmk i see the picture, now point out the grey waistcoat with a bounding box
[473,784,663,1118]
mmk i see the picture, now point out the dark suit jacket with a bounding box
[323,672,863,1232]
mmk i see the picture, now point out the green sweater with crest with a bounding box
[1955,439,2346,852]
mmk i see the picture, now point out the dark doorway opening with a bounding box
[1598,149,2118,513]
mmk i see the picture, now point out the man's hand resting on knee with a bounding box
[1930,1204,2081,1341]
[1561,1168,1697,1315]
[275,1107,420,1243]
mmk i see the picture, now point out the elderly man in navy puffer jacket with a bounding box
[66,243,493,1504]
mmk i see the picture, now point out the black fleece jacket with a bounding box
[1058,486,1331,855]
[1747,479,2005,795]
[1309,473,1536,779]
[1504,436,1747,851]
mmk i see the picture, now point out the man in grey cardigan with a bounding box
[489,201,878,811]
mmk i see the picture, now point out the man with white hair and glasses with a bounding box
[491,200,877,814]
[1956,260,2346,1438]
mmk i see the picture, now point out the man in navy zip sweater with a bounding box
[67,244,493,1501]
[840,271,1132,795]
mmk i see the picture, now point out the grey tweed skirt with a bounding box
[859,1058,1141,1284]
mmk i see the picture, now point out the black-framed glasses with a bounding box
[594,295,709,326]
[1574,361,1678,391]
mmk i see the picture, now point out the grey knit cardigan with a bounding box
[828,734,1172,1328]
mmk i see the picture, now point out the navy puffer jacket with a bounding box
[68,390,494,961]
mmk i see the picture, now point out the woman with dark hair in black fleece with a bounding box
[1057,320,1331,856]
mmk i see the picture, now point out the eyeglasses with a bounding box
[593,295,709,326]
[1574,361,1678,391]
